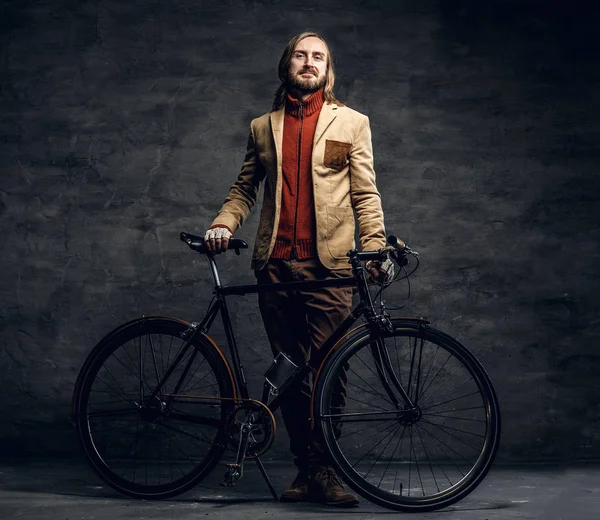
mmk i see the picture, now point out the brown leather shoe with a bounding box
[308,466,359,507]
[280,469,309,502]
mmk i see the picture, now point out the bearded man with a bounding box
[204,31,392,507]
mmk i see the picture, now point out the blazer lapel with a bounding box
[313,103,338,146]
[269,102,338,168]
[269,108,285,172]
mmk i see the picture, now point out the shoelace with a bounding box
[313,467,343,488]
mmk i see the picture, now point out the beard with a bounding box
[286,68,326,94]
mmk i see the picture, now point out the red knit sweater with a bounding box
[271,89,324,260]
[210,89,324,261]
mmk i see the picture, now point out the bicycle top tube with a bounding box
[180,231,393,295]
[219,277,357,296]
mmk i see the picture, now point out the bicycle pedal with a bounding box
[221,463,242,487]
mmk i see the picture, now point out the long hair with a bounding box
[271,31,343,111]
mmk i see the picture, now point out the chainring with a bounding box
[226,399,276,459]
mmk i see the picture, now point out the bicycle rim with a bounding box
[73,317,235,499]
[315,321,500,512]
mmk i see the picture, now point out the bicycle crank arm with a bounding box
[221,421,252,487]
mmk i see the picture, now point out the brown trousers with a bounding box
[255,257,353,470]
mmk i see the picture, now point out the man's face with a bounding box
[286,36,328,94]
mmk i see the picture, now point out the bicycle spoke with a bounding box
[338,417,398,440]
[323,409,403,421]
[157,421,216,446]
[419,371,475,411]
[412,424,440,493]
[407,336,418,400]
[362,423,402,480]
[148,334,162,387]
[345,393,390,412]
[93,372,135,405]
[377,423,408,488]
[392,426,408,495]
[421,417,485,439]
[416,352,452,402]
[420,392,481,412]
[413,337,425,405]
[109,349,155,395]
[416,344,440,401]
[87,408,138,419]
[348,362,393,404]
[122,417,143,481]
[179,361,215,395]
[408,425,413,496]
[346,377,392,404]
[354,351,396,402]
[394,335,403,387]
[424,413,486,423]
[414,422,459,486]
[344,420,398,462]
[411,427,426,496]
[361,427,403,482]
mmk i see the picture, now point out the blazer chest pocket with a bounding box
[324,139,351,170]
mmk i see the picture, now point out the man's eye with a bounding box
[315,55,324,61]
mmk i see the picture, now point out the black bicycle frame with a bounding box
[150,249,417,414]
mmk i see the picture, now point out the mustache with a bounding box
[298,67,318,76]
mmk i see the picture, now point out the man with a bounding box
[204,32,392,507]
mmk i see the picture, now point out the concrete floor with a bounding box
[0,460,598,520]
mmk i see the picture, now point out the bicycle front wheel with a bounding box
[72,317,236,499]
[313,319,500,512]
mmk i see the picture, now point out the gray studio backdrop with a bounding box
[1,0,599,462]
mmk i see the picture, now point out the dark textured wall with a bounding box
[1,0,599,462]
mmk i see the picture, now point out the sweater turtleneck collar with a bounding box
[285,88,325,118]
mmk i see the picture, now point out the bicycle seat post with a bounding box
[205,253,222,290]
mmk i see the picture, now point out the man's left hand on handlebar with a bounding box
[366,258,395,284]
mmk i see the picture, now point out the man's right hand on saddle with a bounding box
[204,226,233,254]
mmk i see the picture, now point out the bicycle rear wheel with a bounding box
[72,317,236,499]
[313,319,500,512]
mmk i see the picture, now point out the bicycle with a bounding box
[71,232,501,512]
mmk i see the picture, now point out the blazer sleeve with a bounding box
[349,115,387,252]
[210,121,267,233]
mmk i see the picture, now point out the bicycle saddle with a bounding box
[180,232,248,255]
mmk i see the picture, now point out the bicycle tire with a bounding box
[72,316,236,499]
[313,319,501,512]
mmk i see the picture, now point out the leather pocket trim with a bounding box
[324,139,351,170]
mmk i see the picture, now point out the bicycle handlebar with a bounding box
[181,231,416,261]
[387,235,406,251]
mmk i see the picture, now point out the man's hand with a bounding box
[366,258,395,284]
[204,226,233,254]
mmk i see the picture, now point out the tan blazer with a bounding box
[210,101,386,270]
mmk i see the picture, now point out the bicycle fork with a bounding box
[369,323,418,413]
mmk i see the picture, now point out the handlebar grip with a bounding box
[387,235,406,251]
